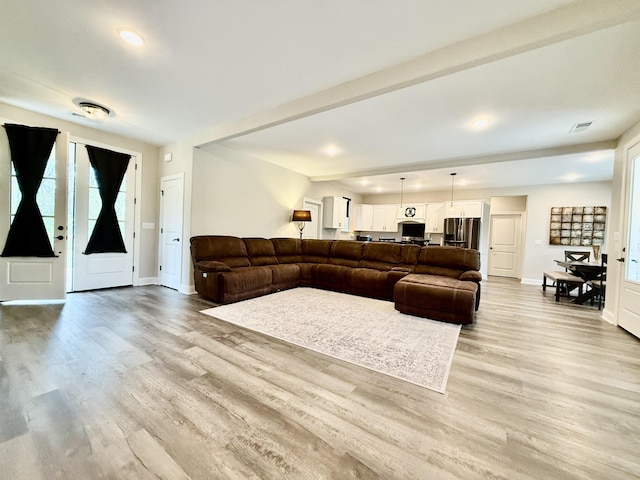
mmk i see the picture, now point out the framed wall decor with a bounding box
[549,206,606,246]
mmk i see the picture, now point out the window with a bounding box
[10,146,56,246]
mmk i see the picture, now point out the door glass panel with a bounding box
[626,154,640,283]
[87,168,127,240]
[10,148,56,245]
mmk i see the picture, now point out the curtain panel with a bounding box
[1,123,58,257]
[84,145,131,254]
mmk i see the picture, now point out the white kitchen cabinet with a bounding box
[443,201,484,218]
[425,202,445,233]
[323,196,348,229]
[352,204,374,231]
[371,204,398,233]
[397,204,426,222]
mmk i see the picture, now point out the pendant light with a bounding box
[399,177,405,208]
[450,172,457,207]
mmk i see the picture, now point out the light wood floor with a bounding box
[1,278,638,479]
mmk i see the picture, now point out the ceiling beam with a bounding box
[308,141,618,182]
[189,0,640,148]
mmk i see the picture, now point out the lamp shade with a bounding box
[292,210,312,222]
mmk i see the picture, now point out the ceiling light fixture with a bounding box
[78,102,111,121]
[322,144,342,157]
[450,172,457,206]
[118,28,145,46]
[470,117,491,130]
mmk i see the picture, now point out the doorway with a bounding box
[0,129,69,301]
[68,141,137,292]
[302,198,322,239]
[488,214,523,278]
[159,174,184,290]
[618,142,640,338]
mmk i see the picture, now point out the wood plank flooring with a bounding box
[1,278,639,479]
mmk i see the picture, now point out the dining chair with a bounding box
[588,253,607,309]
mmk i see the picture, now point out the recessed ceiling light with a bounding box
[322,144,342,157]
[584,151,609,163]
[470,117,491,130]
[561,173,583,182]
[118,28,145,46]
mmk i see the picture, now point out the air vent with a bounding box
[569,121,592,133]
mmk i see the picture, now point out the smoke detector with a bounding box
[569,121,592,133]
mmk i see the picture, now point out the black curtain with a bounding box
[84,146,131,254]
[1,124,58,257]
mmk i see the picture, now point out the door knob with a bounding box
[172,238,180,242]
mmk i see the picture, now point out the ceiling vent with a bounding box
[569,121,592,133]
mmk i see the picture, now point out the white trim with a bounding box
[180,283,196,295]
[601,307,616,325]
[520,278,541,286]
[137,276,158,286]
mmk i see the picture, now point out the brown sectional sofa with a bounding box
[190,235,482,324]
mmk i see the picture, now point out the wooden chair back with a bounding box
[564,250,590,262]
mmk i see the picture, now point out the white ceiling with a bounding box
[1,1,639,195]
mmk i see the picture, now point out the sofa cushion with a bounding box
[271,238,303,263]
[302,239,333,263]
[190,235,250,268]
[269,264,301,292]
[414,246,480,278]
[359,242,419,271]
[244,238,278,266]
[328,240,365,267]
[218,266,272,304]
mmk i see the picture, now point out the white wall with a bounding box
[172,143,360,289]
[363,181,612,282]
[0,102,160,280]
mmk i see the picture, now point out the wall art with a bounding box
[549,206,606,246]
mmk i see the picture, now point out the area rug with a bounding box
[200,288,460,393]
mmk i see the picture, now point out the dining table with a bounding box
[554,259,607,304]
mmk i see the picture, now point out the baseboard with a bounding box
[180,283,196,295]
[136,277,158,286]
[601,307,616,325]
[520,278,541,286]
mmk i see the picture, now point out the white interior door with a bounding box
[0,128,69,301]
[619,143,640,338]
[159,174,184,290]
[302,198,321,239]
[488,214,521,278]
[71,142,135,291]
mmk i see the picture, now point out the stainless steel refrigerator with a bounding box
[443,217,480,249]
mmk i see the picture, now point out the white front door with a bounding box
[159,174,184,290]
[488,214,522,278]
[0,127,69,301]
[71,142,135,291]
[619,142,640,338]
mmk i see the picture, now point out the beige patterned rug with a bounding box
[200,287,460,393]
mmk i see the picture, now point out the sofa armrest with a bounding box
[196,260,232,273]
[460,270,482,282]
